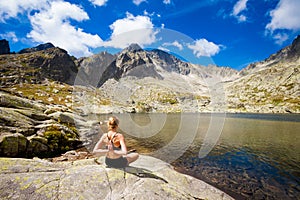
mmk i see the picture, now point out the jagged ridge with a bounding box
[0,45,78,87]
[0,35,299,113]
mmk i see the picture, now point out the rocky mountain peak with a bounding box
[19,42,55,54]
[94,45,195,87]
[288,35,300,59]
[240,35,300,75]
[150,49,178,64]
[124,43,142,52]
[268,34,300,62]
[0,46,77,87]
[75,51,116,86]
[96,47,153,86]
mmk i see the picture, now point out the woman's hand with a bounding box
[106,142,116,157]
[107,142,114,152]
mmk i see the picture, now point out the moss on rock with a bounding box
[0,156,234,200]
[0,133,27,157]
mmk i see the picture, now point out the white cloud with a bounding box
[232,0,248,16]
[0,31,18,42]
[265,0,300,45]
[0,0,47,22]
[231,0,248,22]
[104,12,157,48]
[143,10,155,17]
[109,12,153,37]
[143,10,149,15]
[237,15,246,22]
[89,0,108,7]
[188,39,221,57]
[163,0,171,5]
[27,1,102,57]
[266,0,300,32]
[163,40,183,50]
[0,0,103,57]
[133,0,147,6]
[158,46,170,52]
[273,33,289,45]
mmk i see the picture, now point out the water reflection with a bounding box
[95,113,300,200]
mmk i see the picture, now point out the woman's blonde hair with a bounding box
[107,116,119,130]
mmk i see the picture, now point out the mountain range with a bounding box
[0,35,299,113]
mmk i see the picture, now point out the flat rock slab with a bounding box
[0,155,234,200]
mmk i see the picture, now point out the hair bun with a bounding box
[108,116,119,130]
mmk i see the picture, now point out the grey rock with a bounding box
[0,155,234,200]
[0,90,46,111]
[76,51,116,87]
[0,91,82,158]
[0,107,36,136]
[0,133,27,157]
[27,135,49,156]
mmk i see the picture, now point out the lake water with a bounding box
[95,113,300,200]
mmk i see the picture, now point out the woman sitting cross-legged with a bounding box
[93,116,139,168]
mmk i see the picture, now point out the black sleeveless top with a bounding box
[107,133,121,150]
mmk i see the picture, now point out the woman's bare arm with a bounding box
[92,134,109,156]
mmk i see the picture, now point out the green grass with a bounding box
[44,124,78,154]
[5,82,73,106]
[271,95,284,105]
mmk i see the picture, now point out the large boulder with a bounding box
[0,91,82,158]
[0,155,233,200]
[0,133,27,157]
[0,114,82,158]
[0,90,46,110]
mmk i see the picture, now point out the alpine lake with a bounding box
[93,113,300,200]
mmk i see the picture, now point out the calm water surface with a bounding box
[95,113,300,200]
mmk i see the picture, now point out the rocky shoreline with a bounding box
[0,86,234,200]
[0,155,234,200]
[0,89,84,158]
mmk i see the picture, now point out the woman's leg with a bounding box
[126,152,139,164]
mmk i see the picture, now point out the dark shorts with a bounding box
[105,156,128,168]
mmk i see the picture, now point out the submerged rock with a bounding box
[0,155,233,200]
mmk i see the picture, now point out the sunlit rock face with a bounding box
[0,155,234,200]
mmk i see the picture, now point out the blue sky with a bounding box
[0,0,300,70]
